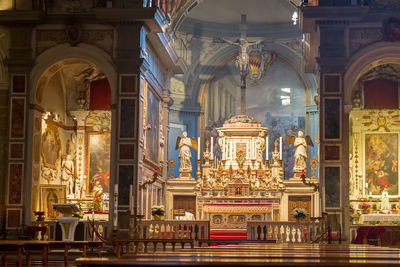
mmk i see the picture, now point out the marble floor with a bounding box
[74,243,400,266]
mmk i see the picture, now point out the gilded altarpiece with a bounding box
[350,110,400,221]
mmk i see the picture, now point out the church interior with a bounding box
[1,0,400,266]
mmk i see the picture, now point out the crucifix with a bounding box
[220,15,262,115]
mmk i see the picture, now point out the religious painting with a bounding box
[10,97,25,139]
[145,86,159,163]
[8,163,23,205]
[365,133,398,195]
[325,167,341,208]
[87,133,111,195]
[40,185,66,220]
[41,123,61,169]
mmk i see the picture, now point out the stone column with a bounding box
[6,25,34,227]
[306,104,318,178]
[113,23,144,232]
[213,82,219,121]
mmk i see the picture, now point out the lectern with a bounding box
[53,203,80,241]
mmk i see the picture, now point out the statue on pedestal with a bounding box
[175,132,198,178]
[289,131,313,171]
[381,186,390,212]
[62,155,75,198]
[255,130,267,162]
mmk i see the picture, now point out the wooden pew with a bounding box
[48,240,102,265]
[115,238,194,257]
[0,240,49,267]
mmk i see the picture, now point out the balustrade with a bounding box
[247,221,324,243]
[138,220,210,240]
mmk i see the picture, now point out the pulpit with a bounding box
[53,203,80,241]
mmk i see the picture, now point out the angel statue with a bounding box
[175,132,198,175]
[288,131,313,171]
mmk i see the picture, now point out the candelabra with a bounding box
[300,170,319,192]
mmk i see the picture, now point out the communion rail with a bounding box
[247,221,324,243]
[138,220,210,241]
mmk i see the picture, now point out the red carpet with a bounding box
[210,230,247,240]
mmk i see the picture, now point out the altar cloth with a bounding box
[360,214,400,223]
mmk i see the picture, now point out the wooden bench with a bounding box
[48,241,102,265]
[115,238,194,257]
[0,240,49,267]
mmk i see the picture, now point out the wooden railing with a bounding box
[247,221,324,243]
[138,220,210,240]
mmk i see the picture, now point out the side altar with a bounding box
[166,115,320,229]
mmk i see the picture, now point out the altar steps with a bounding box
[210,230,247,240]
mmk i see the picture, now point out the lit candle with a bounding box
[210,137,214,158]
[279,137,283,160]
[266,136,269,160]
[365,182,368,189]
[197,137,200,160]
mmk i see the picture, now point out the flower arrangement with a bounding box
[359,202,371,210]
[292,208,307,219]
[151,205,165,216]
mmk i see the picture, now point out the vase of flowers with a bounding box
[292,208,307,222]
[359,202,371,214]
[151,205,165,220]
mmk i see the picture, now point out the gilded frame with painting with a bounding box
[40,185,66,220]
[41,123,61,169]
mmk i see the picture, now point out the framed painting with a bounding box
[365,133,398,196]
[145,86,160,164]
[87,132,111,195]
[41,123,61,169]
[40,185,66,220]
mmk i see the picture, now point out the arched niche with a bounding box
[26,43,117,224]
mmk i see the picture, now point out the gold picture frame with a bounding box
[40,185,66,220]
[41,122,61,169]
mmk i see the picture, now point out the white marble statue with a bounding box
[255,131,267,162]
[381,187,390,211]
[289,131,313,171]
[62,155,75,197]
[175,132,198,174]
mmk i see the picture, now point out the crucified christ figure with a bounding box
[220,37,262,114]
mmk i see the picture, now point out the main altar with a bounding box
[166,114,320,229]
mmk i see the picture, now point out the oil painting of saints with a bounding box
[41,127,61,169]
[365,134,398,195]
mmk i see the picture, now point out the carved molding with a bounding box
[349,28,383,55]
[367,0,400,11]
[36,29,114,56]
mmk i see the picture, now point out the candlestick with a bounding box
[266,136,269,160]
[197,137,200,160]
[210,137,214,158]
[365,182,368,189]
[279,137,282,160]
[129,184,133,215]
